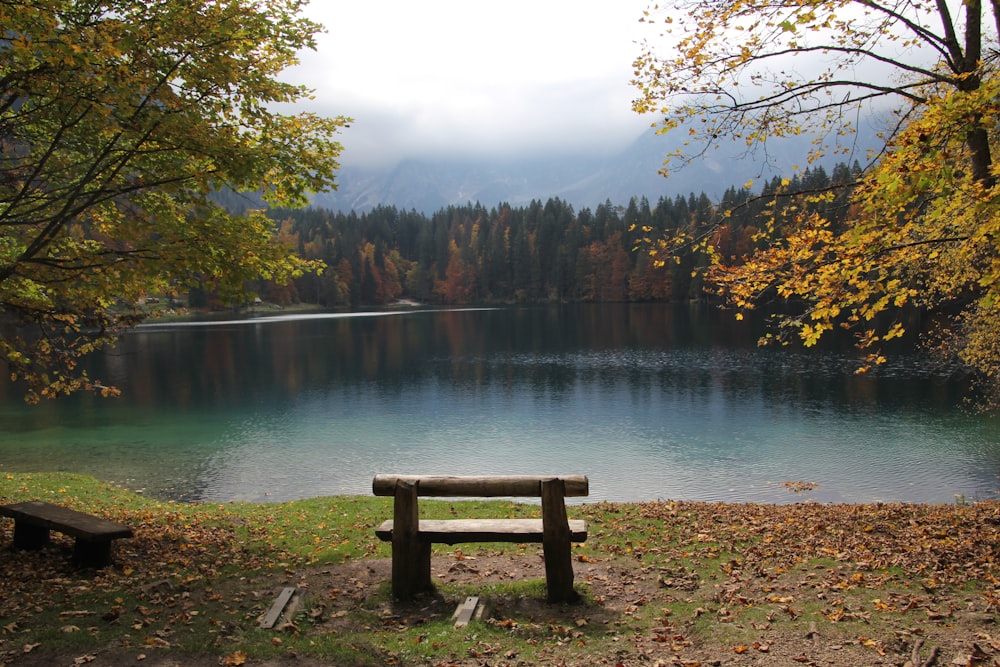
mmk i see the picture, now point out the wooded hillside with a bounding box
[256,163,860,308]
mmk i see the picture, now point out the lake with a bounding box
[0,304,997,505]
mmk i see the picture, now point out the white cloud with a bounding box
[285,0,653,167]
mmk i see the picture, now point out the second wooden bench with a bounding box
[0,500,133,568]
[373,474,588,602]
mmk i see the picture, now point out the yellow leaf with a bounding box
[222,651,248,666]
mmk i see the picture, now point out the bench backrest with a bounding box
[372,474,589,498]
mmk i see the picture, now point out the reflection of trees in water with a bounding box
[85,304,972,413]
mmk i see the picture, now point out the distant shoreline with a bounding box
[137,298,431,325]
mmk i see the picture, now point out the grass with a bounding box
[2,472,998,666]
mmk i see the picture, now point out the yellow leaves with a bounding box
[646,0,997,393]
[810,303,841,321]
[221,650,248,666]
[799,322,830,347]
[2,0,345,402]
[872,598,891,611]
[883,322,906,341]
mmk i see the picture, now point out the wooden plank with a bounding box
[391,480,432,599]
[453,596,479,627]
[260,587,296,629]
[375,518,587,544]
[0,501,133,540]
[473,598,491,622]
[372,475,589,498]
[541,478,579,603]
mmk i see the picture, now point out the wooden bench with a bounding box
[373,474,588,603]
[0,501,133,568]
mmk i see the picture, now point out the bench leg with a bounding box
[12,521,50,550]
[392,480,433,599]
[392,539,431,599]
[541,479,579,603]
[73,539,114,568]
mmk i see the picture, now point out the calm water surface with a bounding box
[1,304,997,504]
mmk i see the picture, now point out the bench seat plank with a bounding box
[375,518,587,544]
[0,501,133,540]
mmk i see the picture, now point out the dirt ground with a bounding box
[6,548,998,667]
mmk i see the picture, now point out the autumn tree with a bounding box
[1,0,348,401]
[435,239,476,303]
[633,0,1000,403]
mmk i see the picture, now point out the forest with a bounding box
[239,162,862,309]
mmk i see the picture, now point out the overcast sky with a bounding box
[285,1,655,168]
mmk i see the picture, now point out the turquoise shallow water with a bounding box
[1,304,997,504]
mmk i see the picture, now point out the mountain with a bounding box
[311,128,870,214]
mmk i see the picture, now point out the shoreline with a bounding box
[1,469,986,508]
[139,298,425,324]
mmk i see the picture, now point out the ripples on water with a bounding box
[0,305,996,504]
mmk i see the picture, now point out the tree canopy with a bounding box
[633,0,1000,405]
[1,0,348,401]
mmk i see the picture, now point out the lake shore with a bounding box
[2,472,998,667]
[140,298,426,323]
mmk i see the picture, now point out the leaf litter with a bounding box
[0,497,998,666]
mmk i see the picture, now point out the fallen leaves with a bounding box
[583,500,1000,592]
[221,649,248,665]
[0,498,318,667]
[2,479,999,667]
[575,500,1000,665]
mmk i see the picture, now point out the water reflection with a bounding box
[0,304,996,504]
[72,304,973,411]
